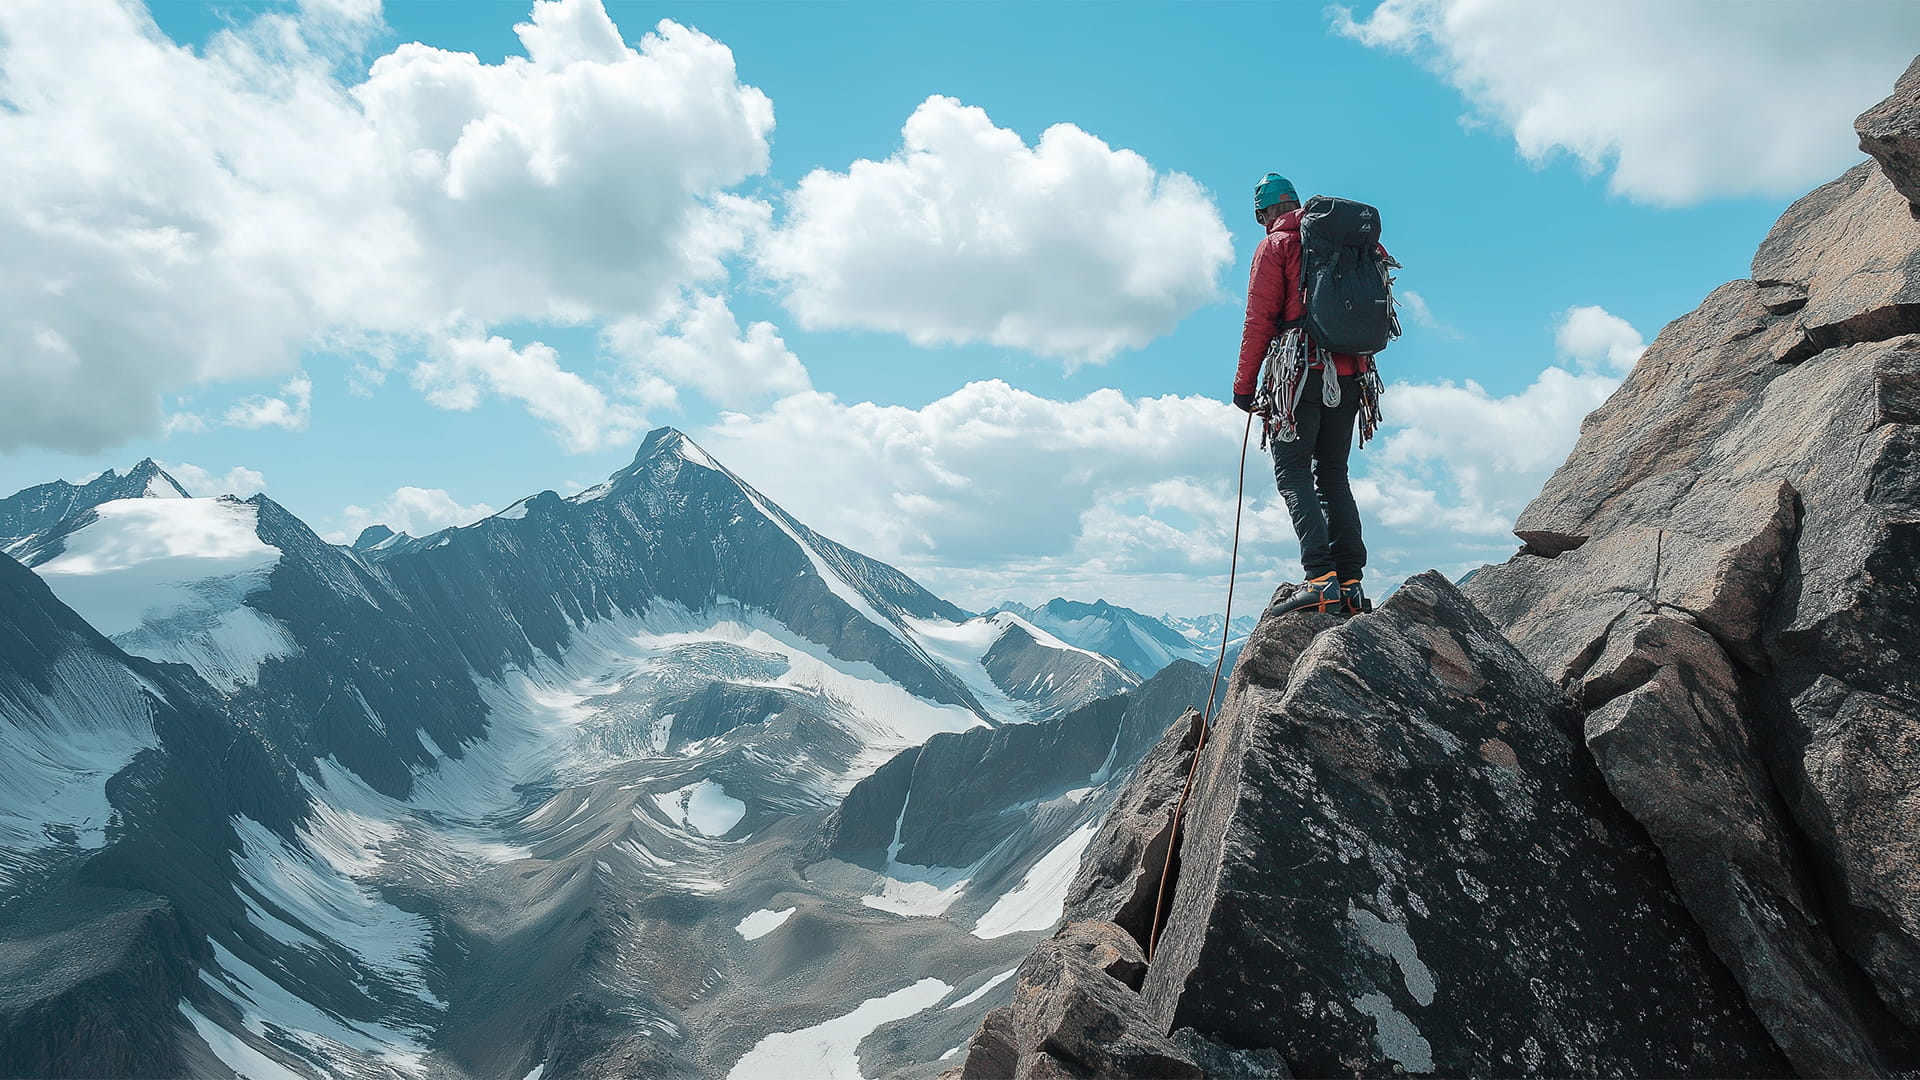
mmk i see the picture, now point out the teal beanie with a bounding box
[1253,172,1298,210]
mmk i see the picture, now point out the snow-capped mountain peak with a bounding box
[0,458,191,553]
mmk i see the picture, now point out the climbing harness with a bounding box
[1146,407,1253,962]
[1258,331,1387,452]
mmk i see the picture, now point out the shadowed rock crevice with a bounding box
[1060,708,1204,953]
[1780,305,1920,364]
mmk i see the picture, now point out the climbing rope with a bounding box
[1146,405,1253,962]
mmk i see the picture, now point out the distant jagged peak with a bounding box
[1,458,196,552]
[27,458,191,501]
[120,458,192,499]
[352,524,397,550]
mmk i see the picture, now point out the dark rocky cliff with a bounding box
[948,58,1920,1080]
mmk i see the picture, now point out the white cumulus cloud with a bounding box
[604,295,810,410]
[224,373,314,431]
[415,333,643,453]
[701,305,1640,614]
[704,381,1247,572]
[0,0,772,453]
[1361,303,1640,540]
[1334,0,1920,205]
[331,486,497,542]
[755,96,1234,365]
[1556,304,1646,374]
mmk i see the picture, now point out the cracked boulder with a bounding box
[1058,708,1206,949]
[1582,615,1886,1074]
[1140,574,1784,1078]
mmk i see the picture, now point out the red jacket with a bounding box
[1234,207,1373,394]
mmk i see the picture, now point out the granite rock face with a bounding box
[1141,575,1784,1078]
[1464,62,1920,1075]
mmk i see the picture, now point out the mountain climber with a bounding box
[1232,172,1389,617]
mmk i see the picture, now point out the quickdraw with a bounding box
[1357,355,1385,448]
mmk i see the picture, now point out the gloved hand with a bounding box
[1232,392,1255,413]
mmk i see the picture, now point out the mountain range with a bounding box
[0,427,1208,1078]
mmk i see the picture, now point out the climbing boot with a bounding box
[1269,572,1342,616]
[1340,578,1372,615]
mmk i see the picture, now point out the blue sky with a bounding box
[3,0,1916,615]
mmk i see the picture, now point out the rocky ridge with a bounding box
[949,60,1920,1080]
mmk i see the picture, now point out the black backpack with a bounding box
[1297,196,1400,355]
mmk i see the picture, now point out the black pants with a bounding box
[1269,369,1366,581]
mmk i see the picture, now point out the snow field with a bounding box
[191,940,430,1079]
[230,815,444,1011]
[901,614,1038,724]
[726,977,954,1080]
[971,821,1100,939]
[992,611,1133,680]
[33,497,296,687]
[861,788,975,918]
[945,968,1018,1010]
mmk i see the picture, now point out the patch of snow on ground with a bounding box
[972,821,1100,939]
[577,604,984,768]
[33,498,296,688]
[736,907,797,940]
[674,437,722,471]
[652,779,746,837]
[144,473,188,499]
[726,977,953,1080]
[1125,621,1188,672]
[0,651,159,888]
[401,602,976,827]
[946,968,1017,1010]
[727,475,921,656]
[862,867,972,917]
